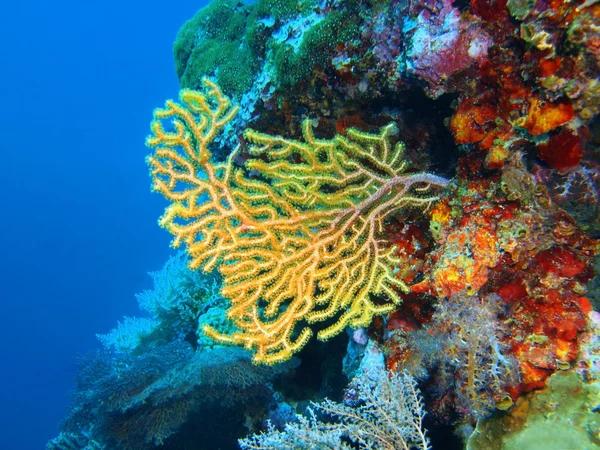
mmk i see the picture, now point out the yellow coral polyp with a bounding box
[146,78,448,364]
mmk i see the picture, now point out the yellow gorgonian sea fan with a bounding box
[146,78,448,364]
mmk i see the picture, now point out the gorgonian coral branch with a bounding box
[146,78,448,364]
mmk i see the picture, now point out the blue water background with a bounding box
[0,1,208,447]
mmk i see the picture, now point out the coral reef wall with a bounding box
[50,0,600,448]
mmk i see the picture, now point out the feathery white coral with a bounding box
[239,367,430,450]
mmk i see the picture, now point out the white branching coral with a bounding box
[239,367,430,450]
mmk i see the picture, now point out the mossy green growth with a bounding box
[251,0,306,21]
[173,0,256,96]
[467,371,600,450]
[272,6,361,89]
[173,0,362,96]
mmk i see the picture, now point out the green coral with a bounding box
[173,0,362,97]
[251,0,305,21]
[272,7,361,89]
[174,0,256,96]
[245,0,322,57]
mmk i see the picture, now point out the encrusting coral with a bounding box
[146,78,448,364]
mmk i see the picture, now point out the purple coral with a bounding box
[361,3,405,77]
[403,0,491,97]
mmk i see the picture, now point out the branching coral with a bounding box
[51,253,298,450]
[96,252,225,351]
[239,368,430,450]
[146,78,448,364]
[414,293,519,419]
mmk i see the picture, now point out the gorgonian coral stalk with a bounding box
[147,78,448,364]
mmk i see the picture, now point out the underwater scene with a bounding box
[38,0,600,449]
